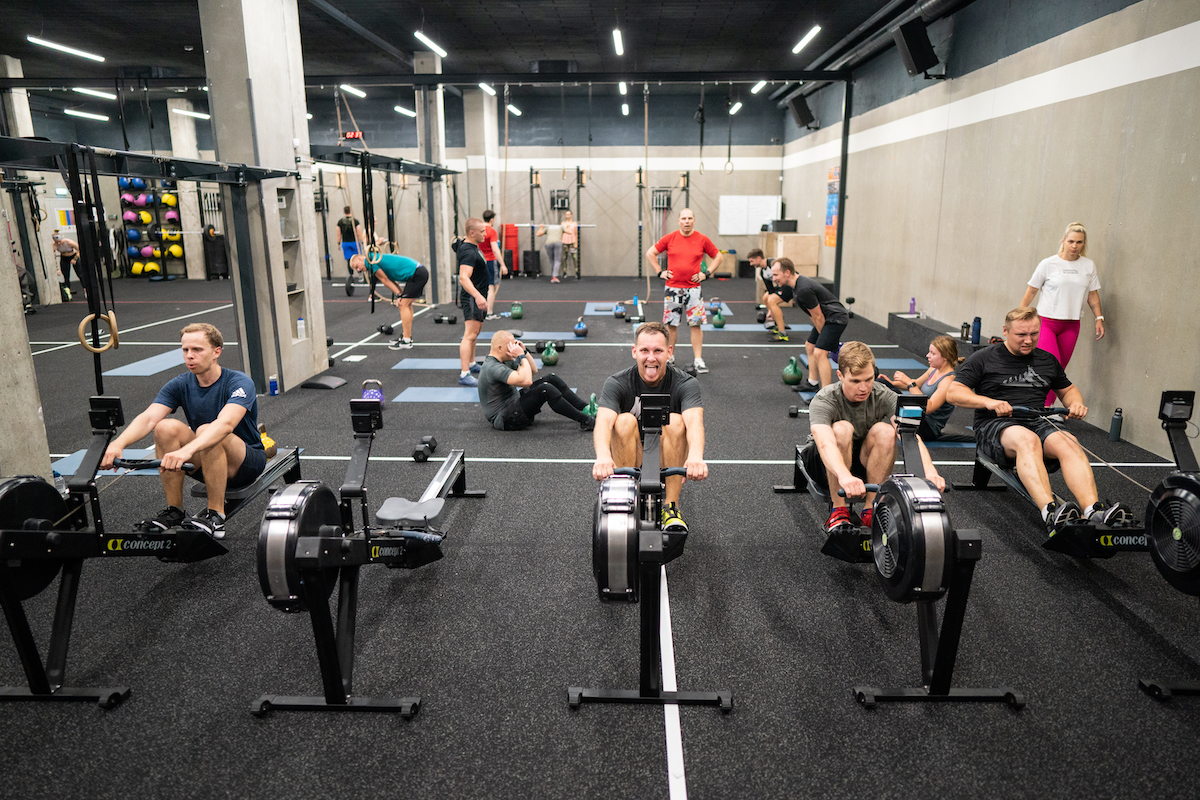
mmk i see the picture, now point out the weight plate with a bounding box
[592,476,639,602]
[257,482,341,613]
[871,477,952,603]
[1145,474,1200,596]
[0,477,69,600]
[344,277,355,296]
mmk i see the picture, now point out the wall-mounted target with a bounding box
[871,477,953,603]
[257,481,342,613]
[1145,474,1200,596]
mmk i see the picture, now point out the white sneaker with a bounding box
[387,338,414,350]
[693,357,709,374]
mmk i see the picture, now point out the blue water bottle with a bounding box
[970,316,981,346]
[269,374,278,396]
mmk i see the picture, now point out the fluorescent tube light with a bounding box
[339,84,366,98]
[172,108,210,120]
[506,104,521,116]
[479,83,496,96]
[792,26,821,55]
[72,87,116,100]
[27,35,104,62]
[613,30,624,56]
[394,105,417,117]
[65,109,109,121]
[414,31,447,58]
[750,81,766,94]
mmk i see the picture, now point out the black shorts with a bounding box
[770,285,794,303]
[190,443,267,490]
[400,265,429,299]
[975,417,1062,473]
[459,290,487,322]
[800,439,865,491]
[807,320,847,352]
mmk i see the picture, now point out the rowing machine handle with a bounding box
[113,457,196,472]
[613,467,689,478]
[1011,406,1069,417]
[837,484,880,497]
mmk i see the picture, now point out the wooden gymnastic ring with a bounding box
[77,311,119,353]
[366,244,383,265]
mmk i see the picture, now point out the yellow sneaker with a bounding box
[660,502,688,532]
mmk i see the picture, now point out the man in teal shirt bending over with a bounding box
[350,252,429,350]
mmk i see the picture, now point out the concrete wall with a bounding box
[782,0,1200,458]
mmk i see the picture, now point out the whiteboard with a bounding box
[719,195,782,236]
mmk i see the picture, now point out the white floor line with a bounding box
[31,340,240,347]
[330,306,434,359]
[659,568,688,800]
[32,304,234,356]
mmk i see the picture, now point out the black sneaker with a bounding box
[185,508,226,540]
[1045,501,1081,538]
[1087,500,1133,527]
[137,506,186,533]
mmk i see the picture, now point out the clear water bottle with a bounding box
[53,471,68,496]
[296,317,306,339]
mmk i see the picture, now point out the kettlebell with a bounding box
[541,341,559,366]
[585,392,598,418]
[574,316,588,337]
[708,297,721,313]
[378,324,394,336]
[510,301,523,320]
[614,303,626,319]
[712,309,725,328]
[782,356,803,386]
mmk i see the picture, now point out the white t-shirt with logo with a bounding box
[1027,254,1100,320]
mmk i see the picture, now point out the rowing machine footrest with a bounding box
[376,496,446,527]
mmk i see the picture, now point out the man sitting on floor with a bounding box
[100,323,265,539]
[592,321,708,532]
[477,330,596,431]
[802,341,944,532]
[947,306,1131,534]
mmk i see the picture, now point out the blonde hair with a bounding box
[180,322,223,349]
[1060,222,1088,257]
[930,335,959,365]
[836,341,874,376]
[1004,306,1040,327]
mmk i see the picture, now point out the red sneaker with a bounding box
[825,507,853,533]
[860,508,873,529]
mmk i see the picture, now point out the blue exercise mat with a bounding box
[393,358,542,370]
[704,302,734,316]
[702,323,811,333]
[584,302,624,316]
[53,447,157,476]
[102,350,183,377]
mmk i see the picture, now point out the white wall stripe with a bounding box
[784,18,1200,169]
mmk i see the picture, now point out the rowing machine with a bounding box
[571,393,731,712]
[252,399,486,718]
[953,406,1145,558]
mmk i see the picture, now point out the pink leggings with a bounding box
[1037,317,1080,406]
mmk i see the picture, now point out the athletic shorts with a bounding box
[807,320,846,352]
[485,260,501,286]
[770,285,795,303]
[400,265,429,299]
[663,286,706,327]
[341,242,359,262]
[800,439,865,491]
[190,443,267,490]
[975,417,1063,473]
[459,290,487,323]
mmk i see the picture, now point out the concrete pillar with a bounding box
[463,88,500,218]
[0,54,50,478]
[198,0,326,391]
[165,98,207,280]
[414,52,453,306]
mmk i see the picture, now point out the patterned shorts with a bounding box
[662,286,706,327]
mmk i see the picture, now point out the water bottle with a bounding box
[296,317,306,339]
[1109,408,1123,442]
[909,297,916,314]
[961,322,971,339]
[633,294,639,308]
[269,374,279,396]
[970,316,981,346]
[53,471,68,497]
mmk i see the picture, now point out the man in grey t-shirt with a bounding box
[477,330,595,431]
[801,341,944,533]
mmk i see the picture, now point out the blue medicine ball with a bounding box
[126,228,141,242]
[118,177,131,189]
[126,245,139,257]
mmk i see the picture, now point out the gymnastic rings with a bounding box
[77,311,120,353]
[724,160,735,174]
[366,244,383,266]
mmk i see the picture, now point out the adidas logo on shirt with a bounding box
[230,387,248,400]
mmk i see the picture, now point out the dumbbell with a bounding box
[529,340,567,352]
[434,314,458,324]
[627,315,645,324]
[845,296,856,319]
[788,406,800,418]
[757,309,768,324]
[412,435,438,462]
[327,336,334,347]
[378,323,394,335]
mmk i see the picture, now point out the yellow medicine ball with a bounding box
[144,261,161,274]
[164,229,181,242]
[131,261,144,275]
[167,244,183,258]
[137,210,152,224]
[161,193,177,207]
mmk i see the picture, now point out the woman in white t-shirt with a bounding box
[1020,221,1105,405]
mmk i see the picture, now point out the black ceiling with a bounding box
[0,1,899,84]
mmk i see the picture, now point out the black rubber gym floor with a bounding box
[6,275,1199,799]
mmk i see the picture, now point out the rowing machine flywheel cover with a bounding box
[258,481,342,612]
[592,475,640,603]
[1145,473,1200,596]
[871,477,954,603]
[0,477,74,600]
